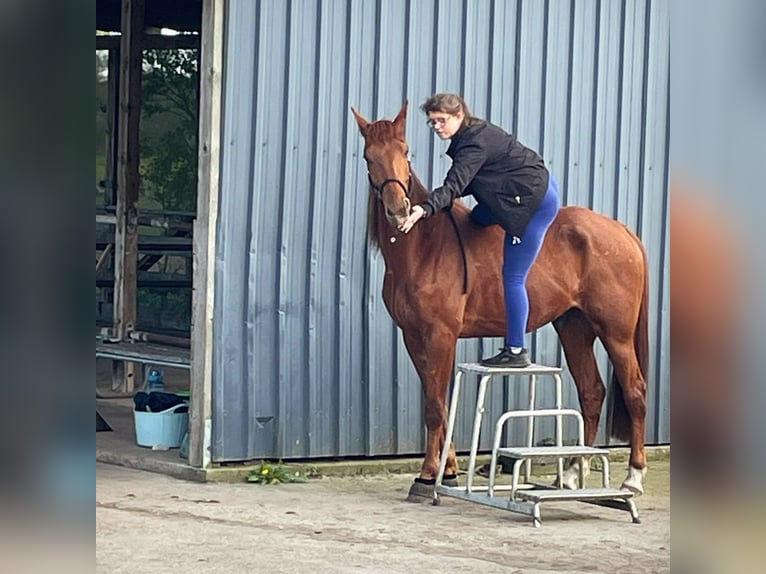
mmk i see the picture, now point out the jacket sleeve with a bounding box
[421,141,487,216]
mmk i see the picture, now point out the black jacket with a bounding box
[422,121,549,237]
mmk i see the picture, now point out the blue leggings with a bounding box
[470,177,560,347]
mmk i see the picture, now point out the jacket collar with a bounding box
[447,123,470,156]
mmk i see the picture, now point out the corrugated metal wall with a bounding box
[212,0,669,462]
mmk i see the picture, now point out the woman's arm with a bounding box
[421,142,487,216]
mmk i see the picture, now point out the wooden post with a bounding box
[190,0,224,469]
[105,49,119,206]
[112,0,144,392]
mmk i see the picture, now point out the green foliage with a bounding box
[141,49,198,213]
[247,461,308,485]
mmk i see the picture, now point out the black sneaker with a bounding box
[480,347,531,368]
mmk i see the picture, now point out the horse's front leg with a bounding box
[402,330,458,502]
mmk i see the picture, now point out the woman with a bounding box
[399,93,560,368]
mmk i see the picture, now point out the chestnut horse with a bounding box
[351,102,649,500]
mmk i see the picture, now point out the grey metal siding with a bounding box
[213,0,670,462]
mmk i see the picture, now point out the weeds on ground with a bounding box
[247,461,307,485]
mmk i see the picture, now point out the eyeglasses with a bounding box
[426,116,450,128]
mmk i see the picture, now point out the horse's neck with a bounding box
[374,173,450,263]
[408,172,430,205]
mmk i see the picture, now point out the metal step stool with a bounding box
[433,362,640,527]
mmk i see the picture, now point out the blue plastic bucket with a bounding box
[134,403,188,448]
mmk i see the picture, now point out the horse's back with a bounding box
[539,206,645,280]
[531,206,647,332]
[551,206,643,252]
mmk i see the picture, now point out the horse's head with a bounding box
[351,102,413,229]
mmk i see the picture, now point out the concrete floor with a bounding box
[97,458,671,573]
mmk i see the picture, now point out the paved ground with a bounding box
[97,458,670,573]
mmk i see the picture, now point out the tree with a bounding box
[141,48,198,213]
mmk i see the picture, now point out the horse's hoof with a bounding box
[405,475,458,502]
[443,474,459,487]
[621,466,647,496]
[559,469,580,490]
[559,459,590,489]
[561,475,579,490]
[406,478,434,503]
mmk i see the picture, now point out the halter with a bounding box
[367,160,412,199]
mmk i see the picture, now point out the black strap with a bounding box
[446,210,469,294]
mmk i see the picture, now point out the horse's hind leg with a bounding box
[553,310,604,488]
[601,337,648,494]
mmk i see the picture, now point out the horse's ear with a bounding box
[351,107,369,135]
[393,101,408,136]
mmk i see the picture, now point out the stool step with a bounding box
[457,362,563,375]
[497,445,609,459]
[516,488,634,503]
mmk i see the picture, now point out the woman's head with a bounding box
[420,93,479,139]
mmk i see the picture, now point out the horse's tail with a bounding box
[609,233,650,442]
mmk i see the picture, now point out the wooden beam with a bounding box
[189,0,224,469]
[97,211,195,232]
[96,243,113,273]
[112,0,145,391]
[97,33,200,51]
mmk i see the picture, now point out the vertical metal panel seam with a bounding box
[302,0,325,455]
[363,0,375,453]
[459,0,468,96]
[335,0,354,454]
[371,0,382,117]
[244,0,263,456]
[365,0,385,454]
[486,0,495,117]
[588,0,602,209]
[427,0,440,189]
[611,0,626,219]
[274,0,294,454]
[636,0,652,238]
[362,219,372,454]
[402,0,411,105]
[562,1,576,206]
[538,0,549,158]
[512,0,522,135]
[652,23,671,440]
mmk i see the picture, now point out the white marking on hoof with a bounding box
[621,466,647,495]
[560,459,590,489]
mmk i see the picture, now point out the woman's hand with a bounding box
[398,205,426,234]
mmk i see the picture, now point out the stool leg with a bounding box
[465,375,491,492]
[554,374,564,483]
[525,374,536,483]
[434,371,463,503]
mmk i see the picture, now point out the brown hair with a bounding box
[420,93,482,127]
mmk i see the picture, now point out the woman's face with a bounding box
[426,109,464,140]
